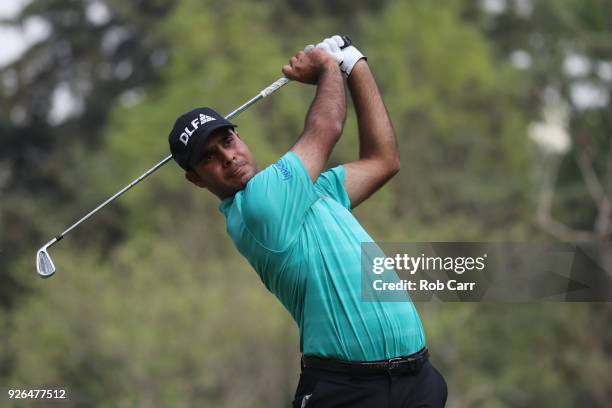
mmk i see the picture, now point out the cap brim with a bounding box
[187,123,237,169]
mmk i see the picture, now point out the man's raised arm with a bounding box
[343,58,401,208]
[283,48,346,182]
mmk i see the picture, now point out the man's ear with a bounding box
[185,170,205,188]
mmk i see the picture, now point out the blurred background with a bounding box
[1,0,611,406]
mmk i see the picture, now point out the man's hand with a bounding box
[307,35,366,77]
[282,48,337,85]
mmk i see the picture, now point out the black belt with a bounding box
[301,347,429,376]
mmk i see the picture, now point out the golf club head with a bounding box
[36,246,56,278]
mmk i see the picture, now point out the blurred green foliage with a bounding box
[1,0,611,406]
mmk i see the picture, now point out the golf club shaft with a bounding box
[53,77,291,245]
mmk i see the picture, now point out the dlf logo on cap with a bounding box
[179,114,217,146]
[168,107,237,171]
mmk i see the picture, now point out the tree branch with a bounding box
[576,148,612,239]
[536,154,596,241]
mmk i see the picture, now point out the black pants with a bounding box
[292,360,447,408]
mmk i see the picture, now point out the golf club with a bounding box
[36,76,290,278]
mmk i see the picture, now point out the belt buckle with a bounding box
[387,357,404,375]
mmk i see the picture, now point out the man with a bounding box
[168,36,447,407]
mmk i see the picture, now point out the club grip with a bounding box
[260,77,290,98]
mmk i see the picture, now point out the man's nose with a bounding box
[220,148,236,167]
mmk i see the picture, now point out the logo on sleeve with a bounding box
[274,160,292,180]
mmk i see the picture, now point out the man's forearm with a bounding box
[347,61,399,167]
[304,62,346,138]
[285,48,346,181]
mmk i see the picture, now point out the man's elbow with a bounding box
[372,156,400,184]
[366,155,400,182]
[328,119,344,141]
[386,155,401,179]
[310,117,344,142]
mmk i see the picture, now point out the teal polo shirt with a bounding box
[219,152,425,361]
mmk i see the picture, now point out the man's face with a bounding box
[185,128,257,199]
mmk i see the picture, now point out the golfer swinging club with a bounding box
[168,35,447,407]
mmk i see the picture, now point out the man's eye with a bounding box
[223,136,233,147]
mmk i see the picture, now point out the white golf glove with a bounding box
[304,35,366,77]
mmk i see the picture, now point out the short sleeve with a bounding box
[314,165,351,210]
[241,152,318,251]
